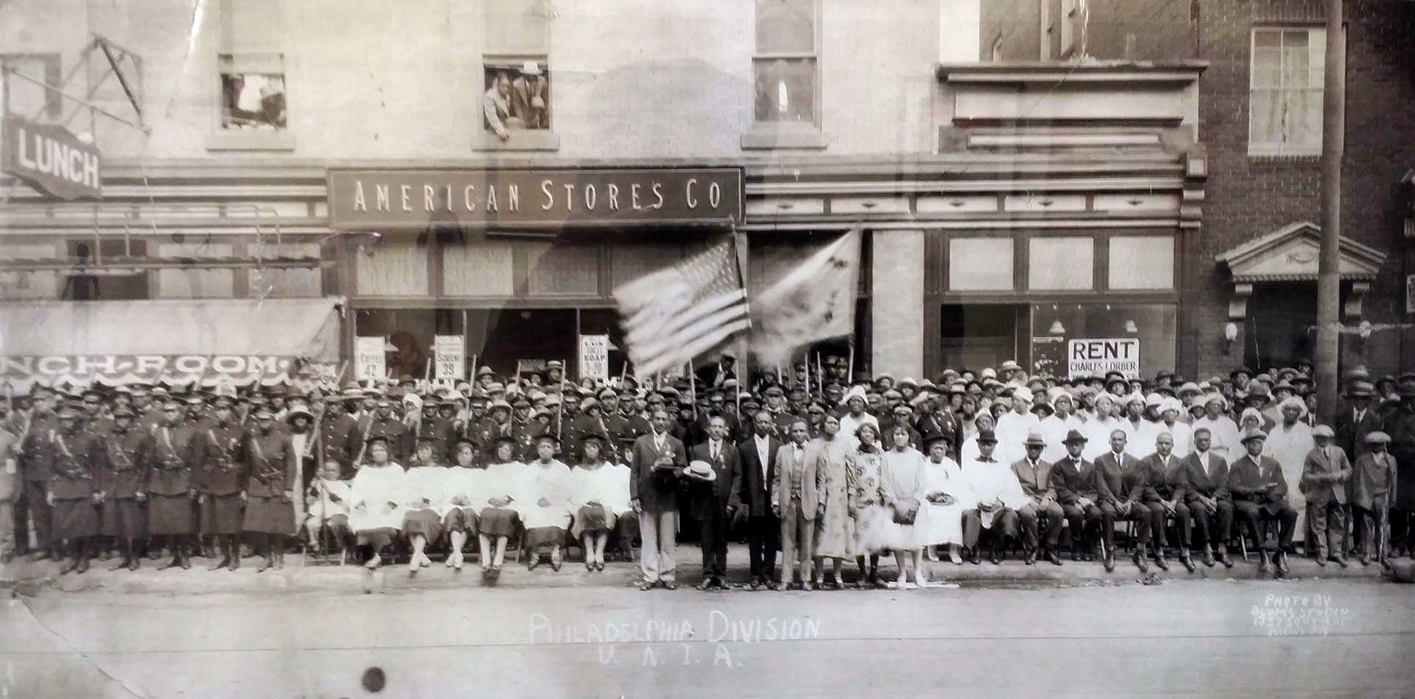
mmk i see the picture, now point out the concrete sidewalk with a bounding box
[1,544,1397,596]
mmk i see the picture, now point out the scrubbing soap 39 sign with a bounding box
[1067,338,1140,379]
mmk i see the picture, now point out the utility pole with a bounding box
[1314,0,1345,425]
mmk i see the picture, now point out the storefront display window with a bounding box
[158,241,234,299]
[356,236,428,297]
[248,242,320,298]
[1031,303,1177,378]
[526,242,599,296]
[443,241,516,297]
[1029,237,1093,290]
[1108,235,1175,290]
[948,237,1013,291]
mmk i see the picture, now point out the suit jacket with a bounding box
[1094,450,1143,506]
[1228,454,1289,513]
[1010,457,1054,503]
[1351,451,1397,509]
[629,431,686,513]
[1300,446,1351,506]
[688,439,742,520]
[1177,451,1230,503]
[1050,455,1099,504]
[737,434,780,517]
[773,441,824,520]
[1137,453,1182,502]
[1335,406,1383,460]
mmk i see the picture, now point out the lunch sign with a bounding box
[327,167,743,230]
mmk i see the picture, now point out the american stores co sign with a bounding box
[1067,338,1141,379]
[327,168,743,230]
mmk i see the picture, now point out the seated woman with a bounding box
[520,434,574,571]
[348,436,408,578]
[440,437,483,571]
[402,435,448,576]
[478,435,524,579]
[569,435,628,572]
[303,459,353,553]
[914,430,971,568]
[608,441,640,561]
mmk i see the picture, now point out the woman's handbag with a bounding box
[892,497,919,525]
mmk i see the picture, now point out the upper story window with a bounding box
[753,0,819,126]
[478,0,559,152]
[207,0,293,151]
[1249,27,1325,157]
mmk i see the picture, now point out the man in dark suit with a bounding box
[1334,381,1381,555]
[1051,429,1106,563]
[1011,432,1062,566]
[737,410,780,589]
[1175,427,1233,568]
[1230,428,1299,577]
[688,415,741,590]
[1136,432,1181,572]
[1301,425,1352,567]
[629,409,687,590]
[1095,429,1151,573]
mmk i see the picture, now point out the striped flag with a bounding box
[615,240,751,379]
[749,228,862,366]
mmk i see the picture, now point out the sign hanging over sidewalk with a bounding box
[1067,338,1141,379]
[1,115,102,200]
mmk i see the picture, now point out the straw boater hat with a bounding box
[1239,427,1267,445]
[685,459,716,482]
[285,405,315,424]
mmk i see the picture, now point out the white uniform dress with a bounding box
[348,463,407,544]
[478,461,525,538]
[441,466,485,533]
[1263,421,1314,533]
[518,459,574,548]
[569,463,628,537]
[912,455,970,547]
[402,465,449,539]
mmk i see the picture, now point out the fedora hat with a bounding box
[1023,431,1047,448]
[1062,429,1088,445]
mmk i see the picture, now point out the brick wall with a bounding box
[1193,0,1415,379]
[980,0,1194,61]
[1,0,951,162]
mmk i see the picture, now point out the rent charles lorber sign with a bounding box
[1067,338,1141,379]
[327,168,743,230]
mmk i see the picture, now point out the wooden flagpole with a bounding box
[689,359,698,420]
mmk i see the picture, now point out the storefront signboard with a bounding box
[355,337,387,381]
[579,334,610,381]
[0,354,332,386]
[327,168,743,230]
[433,335,465,381]
[1067,338,1141,379]
[1,115,103,200]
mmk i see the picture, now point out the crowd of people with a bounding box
[0,352,1409,592]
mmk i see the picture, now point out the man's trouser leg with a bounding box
[1098,503,1118,554]
[1062,505,1085,549]
[1325,502,1346,560]
[779,504,799,583]
[1269,505,1298,552]
[1017,504,1039,550]
[1307,501,1330,559]
[1040,502,1063,551]
[748,514,778,581]
[795,511,815,581]
[0,499,13,558]
[1234,501,1264,551]
[639,508,677,583]
[699,504,727,580]
[1173,503,1192,549]
[24,480,50,553]
[1127,503,1152,545]
[1142,502,1166,549]
[961,510,981,549]
[995,508,1019,546]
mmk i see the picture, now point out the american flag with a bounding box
[615,239,750,378]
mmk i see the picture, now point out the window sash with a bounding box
[1248,27,1326,154]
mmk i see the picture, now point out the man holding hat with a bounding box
[48,405,103,574]
[98,406,150,571]
[1300,425,1351,567]
[630,409,688,590]
[1229,428,1298,576]
[688,415,741,590]
[1051,429,1107,564]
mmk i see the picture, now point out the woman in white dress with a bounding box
[569,435,627,572]
[915,430,970,566]
[519,434,574,571]
[478,435,523,579]
[348,436,407,576]
[878,423,929,589]
[440,437,484,571]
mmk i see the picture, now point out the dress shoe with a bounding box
[1359,554,1370,566]
[210,556,232,571]
[661,580,678,590]
[1275,551,1290,576]
[697,579,715,591]
[749,579,763,591]
[988,549,1003,565]
[1316,556,1327,567]
[1070,551,1083,562]
[1179,551,1195,573]
[968,548,981,565]
[60,558,79,575]
[1257,551,1271,574]
[111,557,132,572]
[1132,549,1149,573]
[1023,549,1036,565]
[128,557,140,571]
[1201,548,1215,568]
[1216,549,1233,568]
[1044,550,1062,566]
[802,580,814,591]
[179,555,192,570]
[639,579,658,591]
[1154,553,1169,572]
[1103,553,1116,573]
[75,558,89,574]
[1329,556,1348,569]
[527,556,541,571]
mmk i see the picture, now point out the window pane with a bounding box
[749,239,829,294]
[1282,29,1309,48]
[248,243,321,298]
[1029,237,1093,290]
[483,60,551,134]
[1254,30,1282,48]
[613,242,689,288]
[219,55,286,130]
[443,241,514,297]
[949,238,1013,291]
[1250,89,1280,147]
[526,243,599,296]
[753,58,816,123]
[0,243,59,300]
[356,237,428,296]
[755,0,815,53]
[1108,236,1175,290]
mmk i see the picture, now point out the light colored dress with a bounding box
[850,445,889,554]
[813,435,857,559]
[570,462,628,537]
[877,447,929,551]
[1264,421,1315,533]
[913,455,969,547]
[348,463,407,532]
[518,459,574,531]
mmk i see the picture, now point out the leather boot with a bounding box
[1153,548,1169,571]
[111,541,133,571]
[1257,550,1270,574]
[1201,546,1214,568]
[1215,546,1233,568]
[1132,544,1149,573]
[1275,550,1290,576]
[210,539,232,571]
[74,542,90,574]
[1178,548,1195,572]
[230,540,242,571]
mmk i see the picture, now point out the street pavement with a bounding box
[2,550,1413,698]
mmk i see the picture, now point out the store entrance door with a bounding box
[1244,282,1318,371]
[939,304,1023,374]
